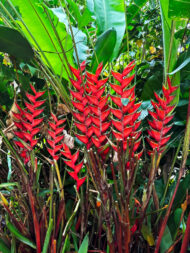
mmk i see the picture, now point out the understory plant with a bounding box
[0,61,190,253]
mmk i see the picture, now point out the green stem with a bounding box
[49,164,54,223]
[42,6,72,79]
[123,0,129,60]
[42,219,53,253]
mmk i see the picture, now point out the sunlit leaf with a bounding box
[93,0,125,59]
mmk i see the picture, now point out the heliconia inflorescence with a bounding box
[147,77,178,154]
[47,113,66,161]
[86,63,110,157]
[61,144,86,191]
[110,61,142,159]
[13,84,45,164]
[12,62,177,191]
[69,62,93,149]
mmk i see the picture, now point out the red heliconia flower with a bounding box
[70,62,93,149]
[110,61,142,159]
[61,143,86,191]
[13,84,45,164]
[86,63,110,157]
[147,77,178,154]
[47,114,66,161]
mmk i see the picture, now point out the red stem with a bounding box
[180,211,190,253]
[155,89,190,253]
[154,177,181,253]
[27,184,41,253]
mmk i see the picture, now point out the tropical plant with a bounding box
[0,0,190,252]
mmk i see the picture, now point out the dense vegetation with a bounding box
[0,0,190,252]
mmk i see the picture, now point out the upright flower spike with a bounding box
[13,84,45,164]
[70,62,93,149]
[110,61,142,159]
[147,77,178,154]
[47,114,66,161]
[61,144,86,191]
[86,63,111,156]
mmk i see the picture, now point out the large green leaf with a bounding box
[0,26,34,61]
[169,0,190,20]
[52,7,89,63]
[6,220,36,249]
[93,0,125,59]
[173,173,190,210]
[91,28,116,73]
[78,233,89,253]
[66,0,93,29]
[169,57,190,75]
[141,73,163,100]
[11,0,74,79]
[160,225,173,253]
[159,0,185,105]
[159,0,179,74]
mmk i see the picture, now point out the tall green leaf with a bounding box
[42,219,53,253]
[91,28,116,72]
[52,7,89,63]
[11,0,74,80]
[78,233,89,253]
[65,0,93,29]
[159,0,179,74]
[159,0,184,104]
[6,220,36,249]
[169,0,190,20]
[160,225,173,253]
[93,0,125,59]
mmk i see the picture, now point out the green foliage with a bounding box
[0,0,190,252]
[91,28,116,72]
[127,0,149,24]
[0,26,34,61]
[6,220,36,249]
[42,219,53,253]
[12,0,74,79]
[160,225,173,253]
[0,239,11,253]
[169,0,190,20]
[93,0,126,59]
[78,233,89,253]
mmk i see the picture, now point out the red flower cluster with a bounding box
[61,144,86,191]
[12,64,177,191]
[47,114,65,161]
[86,63,110,156]
[46,114,85,191]
[13,84,45,164]
[110,61,142,158]
[147,77,178,154]
[70,62,93,149]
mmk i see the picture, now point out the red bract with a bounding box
[86,63,110,157]
[70,62,93,149]
[110,61,142,158]
[47,114,66,161]
[13,84,45,164]
[147,77,178,154]
[61,144,86,191]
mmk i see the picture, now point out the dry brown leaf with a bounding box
[63,130,74,149]
[57,103,70,115]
